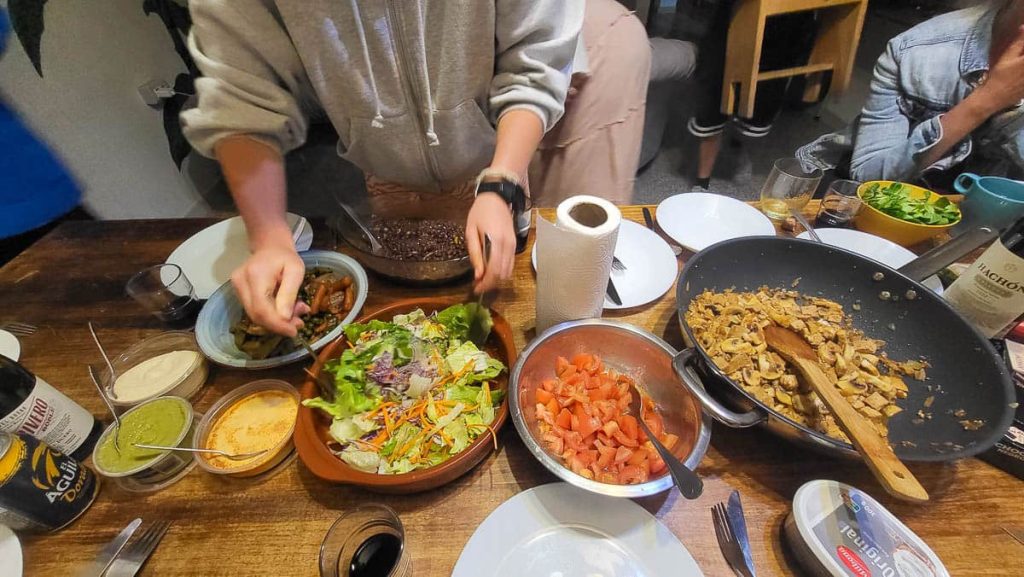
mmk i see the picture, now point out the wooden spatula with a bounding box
[764,326,929,503]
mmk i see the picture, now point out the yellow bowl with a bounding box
[855,181,961,247]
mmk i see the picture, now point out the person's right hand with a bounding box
[978,25,1024,113]
[230,238,309,337]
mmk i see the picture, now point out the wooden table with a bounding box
[4,205,1022,576]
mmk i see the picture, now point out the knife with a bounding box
[727,490,756,577]
[606,277,623,306]
[75,518,142,577]
[643,206,656,229]
[643,206,683,256]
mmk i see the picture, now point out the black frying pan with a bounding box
[672,236,1015,462]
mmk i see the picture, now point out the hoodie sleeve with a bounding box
[181,0,313,157]
[490,0,584,132]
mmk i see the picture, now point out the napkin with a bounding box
[536,195,621,333]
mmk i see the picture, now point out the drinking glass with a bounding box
[319,504,411,577]
[814,179,862,229]
[759,158,823,220]
[125,264,200,326]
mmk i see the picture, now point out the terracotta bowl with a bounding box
[294,297,517,493]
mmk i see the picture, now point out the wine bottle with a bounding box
[945,216,1024,338]
[0,355,102,461]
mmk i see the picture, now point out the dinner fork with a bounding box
[0,322,36,336]
[105,520,172,577]
[611,255,627,272]
[712,502,755,577]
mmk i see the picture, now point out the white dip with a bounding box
[112,350,199,403]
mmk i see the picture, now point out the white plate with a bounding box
[531,220,678,309]
[0,330,20,362]
[0,525,22,577]
[796,229,944,294]
[656,193,776,252]
[166,213,313,299]
[453,483,703,577]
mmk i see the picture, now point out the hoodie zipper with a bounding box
[385,0,443,188]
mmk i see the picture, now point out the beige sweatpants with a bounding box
[368,0,651,217]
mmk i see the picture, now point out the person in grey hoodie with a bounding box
[182,0,650,336]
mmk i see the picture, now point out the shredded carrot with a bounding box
[468,423,499,450]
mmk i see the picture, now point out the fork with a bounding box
[105,520,172,577]
[1,322,36,336]
[712,503,754,577]
[611,255,627,272]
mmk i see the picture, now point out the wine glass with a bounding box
[759,158,823,221]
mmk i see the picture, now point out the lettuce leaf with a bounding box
[380,423,421,459]
[477,382,495,425]
[435,304,473,341]
[339,447,380,473]
[444,417,470,454]
[329,414,379,444]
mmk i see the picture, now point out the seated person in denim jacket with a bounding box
[797,0,1024,191]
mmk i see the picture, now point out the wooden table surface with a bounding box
[3,204,1022,576]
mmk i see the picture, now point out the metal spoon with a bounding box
[629,383,703,499]
[295,335,335,402]
[791,210,823,243]
[88,322,117,381]
[339,202,385,255]
[88,364,122,455]
[133,443,269,461]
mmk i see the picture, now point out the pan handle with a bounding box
[672,348,766,428]
[897,226,997,282]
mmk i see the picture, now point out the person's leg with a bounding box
[529,0,651,207]
[695,133,723,188]
[684,0,729,190]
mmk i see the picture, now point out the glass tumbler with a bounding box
[319,504,412,577]
[759,158,823,220]
[125,264,200,326]
[814,179,862,229]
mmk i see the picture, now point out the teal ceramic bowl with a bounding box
[195,251,369,369]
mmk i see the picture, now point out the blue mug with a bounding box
[954,173,1024,232]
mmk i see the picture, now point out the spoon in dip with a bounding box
[88,364,123,454]
[132,444,270,461]
[88,322,118,382]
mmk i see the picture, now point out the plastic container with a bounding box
[100,331,208,409]
[783,480,949,577]
[91,396,198,492]
[193,379,299,478]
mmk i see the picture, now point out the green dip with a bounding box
[95,397,191,474]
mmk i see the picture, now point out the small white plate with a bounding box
[796,228,944,294]
[656,193,776,252]
[453,483,703,577]
[0,330,20,362]
[532,220,679,309]
[166,213,313,300]
[0,525,22,577]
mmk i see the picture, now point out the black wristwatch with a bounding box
[476,179,525,213]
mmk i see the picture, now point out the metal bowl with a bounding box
[330,215,471,286]
[510,319,712,498]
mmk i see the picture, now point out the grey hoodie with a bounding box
[182,0,584,192]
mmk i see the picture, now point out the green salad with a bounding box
[861,182,960,225]
[303,304,505,475]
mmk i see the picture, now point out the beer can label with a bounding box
[0,433,97,532]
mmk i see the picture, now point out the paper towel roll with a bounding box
[536,195,621,333]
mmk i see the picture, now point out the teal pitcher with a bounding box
[954,173,1024,233]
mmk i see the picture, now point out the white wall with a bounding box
[0,0,213,218]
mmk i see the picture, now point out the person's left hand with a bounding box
[466,192,515,293]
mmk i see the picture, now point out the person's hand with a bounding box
[466,192,515,293]
[230,235,310,337]
[977,25,1024,113]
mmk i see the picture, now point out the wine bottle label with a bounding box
[946,240,1024,337]
[0,377,94,455]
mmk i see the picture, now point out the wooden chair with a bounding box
[721,0,869,118]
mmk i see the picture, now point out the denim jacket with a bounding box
[797,1,1024,187]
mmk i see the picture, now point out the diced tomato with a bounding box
[578,449,598,467]
[626,447,649,467]
[541,379,558,392]
[613,429,639,448]
[556,357,576,378]
[619,465,644,484]
[556,408,572,430]
[614,446,633,464]
[660,433,679,451]
[597,445,616,468]
[536,388,554,404]
[572,403,602,438]
[618,414,639,440]
[546,398,560,417]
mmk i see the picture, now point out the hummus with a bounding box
[204,390,298,470]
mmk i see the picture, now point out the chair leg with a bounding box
[802,0,868,102]
[721,0,766,118]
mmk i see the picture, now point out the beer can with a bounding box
[0,432,99,533]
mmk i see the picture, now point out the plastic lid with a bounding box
[790,480,948,577]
